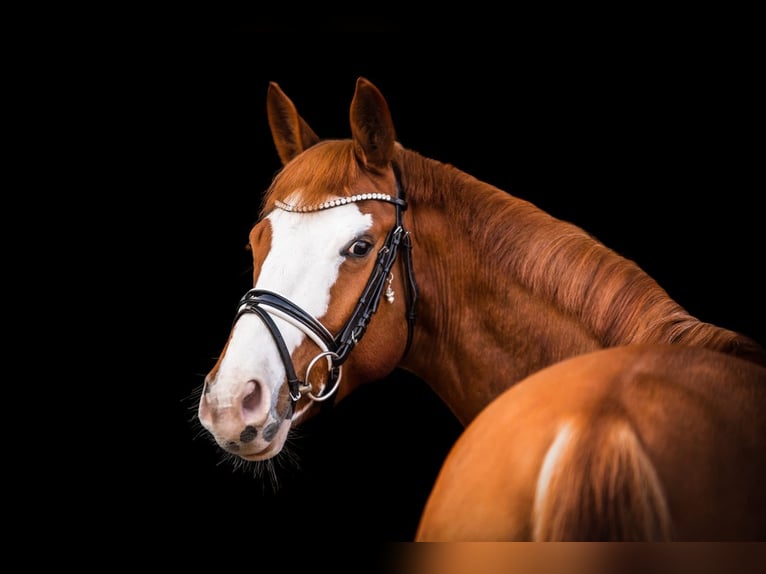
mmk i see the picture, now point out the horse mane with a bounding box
[260,139,766,367]
[394,147,766,367]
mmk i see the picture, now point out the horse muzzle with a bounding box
[198,377,295,460]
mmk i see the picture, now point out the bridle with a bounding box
[233,166,417,405]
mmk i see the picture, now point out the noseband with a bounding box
[233,169,417,405]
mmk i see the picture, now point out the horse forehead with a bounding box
[257,202,373,289]
[265,202,373,244]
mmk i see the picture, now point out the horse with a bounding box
[197,76,766,540]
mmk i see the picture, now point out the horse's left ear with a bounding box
[350,77,396,171]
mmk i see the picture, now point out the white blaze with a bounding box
[212,199,373,415]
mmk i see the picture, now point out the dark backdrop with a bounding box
[135,20,764,543]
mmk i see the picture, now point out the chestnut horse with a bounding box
[197,77,766,540]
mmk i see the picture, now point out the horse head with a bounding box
[198,78,417,461]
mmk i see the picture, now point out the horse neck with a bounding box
[394,150,766,425]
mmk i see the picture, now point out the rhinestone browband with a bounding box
[274,193,399,213]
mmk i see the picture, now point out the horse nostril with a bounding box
[242,379,263,417]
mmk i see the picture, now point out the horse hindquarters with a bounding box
[415,345,766,541]
[415,403,671,541]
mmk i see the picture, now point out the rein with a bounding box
[234,167,417,404]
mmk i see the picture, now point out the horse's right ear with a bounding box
[349,77,395,171]
[266,81,320,165]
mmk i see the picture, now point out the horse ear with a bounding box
[266,81,320,165]
[349,77,396,171]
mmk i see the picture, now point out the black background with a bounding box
[116,18,764,545]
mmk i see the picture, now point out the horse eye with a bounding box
[345,239,373,258]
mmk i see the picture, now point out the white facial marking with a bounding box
[210,199,372,426]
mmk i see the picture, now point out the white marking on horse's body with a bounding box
[533,421,575,540]
[199,197,372,455]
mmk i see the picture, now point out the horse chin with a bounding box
[239,396,321,460]
[236,417,293,461]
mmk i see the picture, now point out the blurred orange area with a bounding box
[391,543,765,574]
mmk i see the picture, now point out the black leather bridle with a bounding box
[233,168,417,405]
